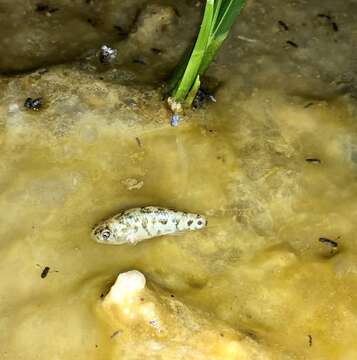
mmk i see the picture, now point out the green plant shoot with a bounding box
[167,0,246,110]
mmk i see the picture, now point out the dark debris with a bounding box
[278,20,289,31]
[24,97,42,111]
[286,40,298,48]
[308,334,313,347]
[319,237,338,248]
[192,88,216,109]
[98,45,117,64]
[35,4,59,13]
[41,266,50,279]
[305,158,321,164]
[317,14,339,32]
[113,25,129,37]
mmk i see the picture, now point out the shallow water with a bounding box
[1,0,357,359]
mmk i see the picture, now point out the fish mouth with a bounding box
[91,229,101,242]
[91,223,106,242]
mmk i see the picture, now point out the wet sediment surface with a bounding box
[1,0,357,359]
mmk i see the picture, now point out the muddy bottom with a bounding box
[1,0,357,359]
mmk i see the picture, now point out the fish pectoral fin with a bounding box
[126,233,139,245]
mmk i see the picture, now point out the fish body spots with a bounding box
[91,206,207,245]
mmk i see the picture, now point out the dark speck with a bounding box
[111,330,121,339]
[319,237,338,248]
[308,334,313,347]
[36,3,49,11]
[35,4,59,13]
[304,102,314,108]
[305,158,321,164]
[286,40,298,48]
[41,266,50,279]
[278,20,289,31]
[24,97,42,111]
[317,14,331,20]
[193,88,216,109]
[132,58,146,65]
[135,137,142,147]
[187,220,193,226]
[113,25,129,37]
[87,18,97,26]
[173,7,180,17]
[317,14,338,32]
[151,48,163,54]
[170,294,175,298]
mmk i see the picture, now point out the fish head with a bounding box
[91,219,128,245]
[191,214,207,230]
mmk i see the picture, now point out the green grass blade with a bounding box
[199,0,246,74]
[211,0,223,36]
[164,47,192,95]
[172,0,214,102]
[185,75,201,106]
[213,0,246,38]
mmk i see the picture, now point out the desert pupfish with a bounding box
[92,206,207,245]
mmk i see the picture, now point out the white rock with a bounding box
[106,270,146,304]
[8,103,19,113]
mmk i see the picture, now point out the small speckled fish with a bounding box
[92,206,207,245]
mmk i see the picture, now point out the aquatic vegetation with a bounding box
[166,0,246,112]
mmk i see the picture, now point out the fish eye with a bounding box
[101,229,111,240]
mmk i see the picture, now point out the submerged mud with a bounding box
[1,0,357,359]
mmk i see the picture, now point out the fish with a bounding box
[92,206,207,245]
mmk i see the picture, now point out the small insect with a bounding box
[192,89,216,110]
[308,334,313,347]
[135,137,142,147]
[305,158,321,164]
[92,206,207,245]
[24,97,42,111]
[319,237,338,248]
[286,40,298,48]
[98,45,117,64]
[278,20,289,31]
[35,4,59,13]
[41,266,50,278]
[317,14,339,32]
[331,22,338,32]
